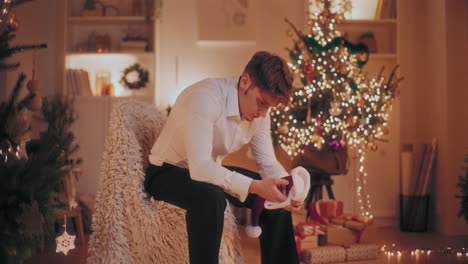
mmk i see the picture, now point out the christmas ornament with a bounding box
[357,52,368,62]
[278,123,289,134]
[120,63,149,90]
[383,127,389,135]
[0,139,20,163]
[26,59,43,112]
[298,40,305,49]
[286,29,294,38]
[329,100,342,116]
[329,139,342,152]
[358,98,365,108]
[347,115,356,127]
[370,144,378,152]
[304,64,314,74]
[6,14,20,32]
[311,133,321,143]
[56,218,76,256]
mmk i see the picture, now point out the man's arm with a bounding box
[250,113,289,179]
[183,91,253,202]
[184,91,287,203]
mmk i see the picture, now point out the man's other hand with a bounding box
[249,178,288,202]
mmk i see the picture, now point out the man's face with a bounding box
[238,73,280,121]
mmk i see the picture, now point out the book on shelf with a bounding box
[66,69,93,96]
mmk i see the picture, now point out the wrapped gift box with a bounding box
[292,208,308,226]
[301,244,379,264]
[345,243,379,261]
[301,246,346,264]
[309,200,344,224]
[327,224,380,244]
[330,213,373,232]
[295,221,327,253]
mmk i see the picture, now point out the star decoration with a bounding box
[340,0,353,14]
[56,229,76,255]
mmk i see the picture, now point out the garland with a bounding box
[285,18,369,69]
[119,63,149,90]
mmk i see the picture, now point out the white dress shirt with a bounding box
[149,77,288,202]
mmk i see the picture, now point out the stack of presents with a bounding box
[293,200,380,264]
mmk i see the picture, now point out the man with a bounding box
[145,51,301,264]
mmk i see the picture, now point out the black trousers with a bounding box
[144,163,299,264]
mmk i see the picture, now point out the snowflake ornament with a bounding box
[56,220,75,255]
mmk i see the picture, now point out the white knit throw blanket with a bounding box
[87,100,244,264]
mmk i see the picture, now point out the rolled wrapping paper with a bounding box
[401,144,413,195]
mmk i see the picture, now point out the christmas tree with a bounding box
[272,0,402,216]
[0,1,80,262]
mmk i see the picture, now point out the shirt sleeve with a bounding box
[183,91,253,202]
[250,114,289,179]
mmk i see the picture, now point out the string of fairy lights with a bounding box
[272,0,401,218]
[381,244,468,261]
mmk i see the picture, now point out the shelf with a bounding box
[67,16,153,22]
[340,19,397,25]
[370,53,397,60]
[66,51,154,56]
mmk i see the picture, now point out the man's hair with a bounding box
[243,51,293,106]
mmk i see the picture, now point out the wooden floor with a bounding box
[26,226,468,264]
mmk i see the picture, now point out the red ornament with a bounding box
[304,64,314,74]
[358,99,365,108]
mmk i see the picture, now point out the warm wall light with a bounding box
[66,53,154,97]
[95,72,111,96]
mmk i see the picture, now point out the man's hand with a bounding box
[285,200,304,211]
[249,178,288,202]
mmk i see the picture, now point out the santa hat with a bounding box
[245,166,311,238]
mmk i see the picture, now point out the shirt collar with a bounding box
[225,77,241,119]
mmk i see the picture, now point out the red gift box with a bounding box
[295,221,326,255]
[296,221,326,239]
[309,200,344,224]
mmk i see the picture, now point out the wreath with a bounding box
[120,63,149,90]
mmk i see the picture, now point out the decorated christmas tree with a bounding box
[272,0,402,216]
[0,1,80,262]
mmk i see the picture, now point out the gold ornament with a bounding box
[286,29,294,38]
[311,133,321,143]
[383,127,389,135]
[329,101,342,116]
[369,143,378,152]
[306,18,313,26]
[27,80,41,93]
[27,93,43,112]
[298,40,305,49]
[339,64,348,75]
[357,52,368,61]
[6,14,20,32]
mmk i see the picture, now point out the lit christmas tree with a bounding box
[272,0,402,216]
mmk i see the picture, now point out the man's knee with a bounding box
[195,184,227,211]
[261,208,291,220]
